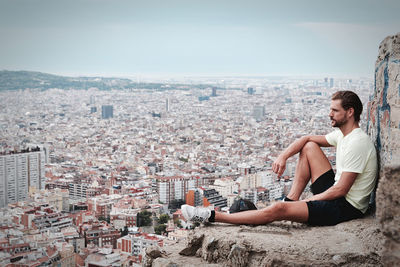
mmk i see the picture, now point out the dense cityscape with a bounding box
[0,74,373,266]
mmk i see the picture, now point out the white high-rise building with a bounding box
[209,177,237,198]
[166,98,170,112]
[0,150,45,207]
[156,176,203,204]
[253,105,265,121]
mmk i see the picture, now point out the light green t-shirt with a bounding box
[325,128,378,213]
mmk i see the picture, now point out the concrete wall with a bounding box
[367,32,400,266]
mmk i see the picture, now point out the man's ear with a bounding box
[347,107,355,119]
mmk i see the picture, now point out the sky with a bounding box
[0,0,399,78]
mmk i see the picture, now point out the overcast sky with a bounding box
[0,0,399,77]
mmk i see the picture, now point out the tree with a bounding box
[158,214,169,224]
[168,199,185,212]
[121,226,129,237]
[137,210,152,227]
[178,157,188,162]
[98,216,110,224]
[154,224,167,235]
[174,218,182,228]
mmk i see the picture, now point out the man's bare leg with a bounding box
[286,142,332,201]
[214,201,309,225]
[181,142,331,225]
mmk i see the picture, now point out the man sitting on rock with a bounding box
[181,91,378,226]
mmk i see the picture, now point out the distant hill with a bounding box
[0,70,226,92]
[0,70,137,91]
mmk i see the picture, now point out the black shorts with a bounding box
[306,169,364,226]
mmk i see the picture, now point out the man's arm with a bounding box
[272,135,331,176]
[305,172,358,201]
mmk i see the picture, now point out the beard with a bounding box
[330,117,347,127]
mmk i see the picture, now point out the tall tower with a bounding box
[101,105,113,119]
[324,77,328,88]
[0,149,45,207]
[253,105,265,122]
[166,98,170,112]
[329,78,334,88]
[211,87,217,97]
[90,96,96,114]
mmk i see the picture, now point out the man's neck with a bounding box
[340,121,360,137]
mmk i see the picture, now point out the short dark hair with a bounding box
[331,91,363,122]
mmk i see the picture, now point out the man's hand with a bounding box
[304,172,358,201]
[272,155,287,177]
[271,135,330,178]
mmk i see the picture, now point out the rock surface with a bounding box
[375,165,400,266]
[368,32,400,168]
[368,32,400,265]
[148,218,383,266]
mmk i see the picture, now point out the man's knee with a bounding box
[262,202,288,221]
[271,202,287,213]
[302,141,320,154]
[265,202,309,223]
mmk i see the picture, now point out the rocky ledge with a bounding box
[145,216,383,267]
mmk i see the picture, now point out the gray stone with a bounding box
[227,244,249,267]
[144,246,168,267]
[155,220,383,266]
[369,32,400,266]
[152,258,179,267]
[178,233,204,256]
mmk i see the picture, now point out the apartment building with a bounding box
[156,176,203,204]
[117,233,163,257]
[0,149,45,208]
[81,222,121,249]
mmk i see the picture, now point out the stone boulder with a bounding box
[368,32,400,265]
[148,219,383,266]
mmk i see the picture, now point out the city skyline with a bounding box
[0,0,399,78]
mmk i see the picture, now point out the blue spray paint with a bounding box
[373,57,391,153]
[377,58,393,160]
[382,59,391,112]
[375,59,387,73]
[389,59,400,96]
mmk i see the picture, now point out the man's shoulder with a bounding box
[325,130,342,143]
[347,129,376,152]
[352,128,368,137]
[348,128,373,143]
[327,129,342,136]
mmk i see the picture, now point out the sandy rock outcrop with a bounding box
[368,32,400,265]
[147,218,383,266]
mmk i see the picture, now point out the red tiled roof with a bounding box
[75,254,85,267]
[173,210,182,215]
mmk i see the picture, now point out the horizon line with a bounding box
[1,68,374,80]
